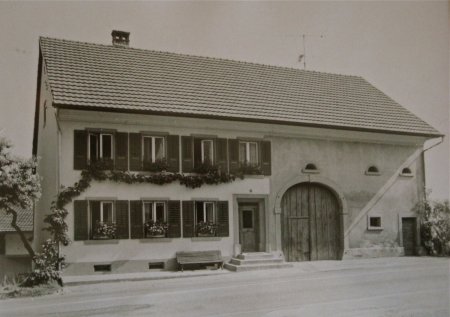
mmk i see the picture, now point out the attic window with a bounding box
[302,163,319,174]
[365,165,380,176]
[400,167,413,177]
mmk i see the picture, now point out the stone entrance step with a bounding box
[224,252,292,272]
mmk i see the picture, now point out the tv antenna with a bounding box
[298,34,324,70]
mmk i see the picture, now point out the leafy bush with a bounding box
[414,197,450,256]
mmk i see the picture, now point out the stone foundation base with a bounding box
[342,247,404,259]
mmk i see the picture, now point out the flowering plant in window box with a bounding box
[93,221,116,239]
[196,221,217,237]
[143,158,170,172]
[144,221,168,238]
[193,159,218,174]
[238,161,262,175]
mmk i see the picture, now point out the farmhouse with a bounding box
[32,31,441,274]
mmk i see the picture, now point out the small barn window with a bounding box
[368,216,383,230]
[400,167,413,177]
[302,163,319,174]
[365,165,380,176]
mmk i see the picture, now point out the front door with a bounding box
[239,205,258,252]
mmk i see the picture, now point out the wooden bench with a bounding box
[176,250,224,271]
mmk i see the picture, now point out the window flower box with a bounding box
[93,221,116,240]
[143,158,169,172]
[238,161,262,175]
[196,221,217,237]
[145,221,168,238]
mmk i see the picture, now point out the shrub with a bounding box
[414,197,450,256]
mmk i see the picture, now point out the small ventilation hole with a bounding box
[305,163,317,170]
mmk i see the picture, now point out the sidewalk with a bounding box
[62,256,446,286]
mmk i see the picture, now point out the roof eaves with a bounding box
[54,103,443,139]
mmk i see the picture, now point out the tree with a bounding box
[0,138,41,258]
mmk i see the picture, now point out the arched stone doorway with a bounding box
[281,182,341,261]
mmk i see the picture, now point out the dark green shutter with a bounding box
[130,200,143,239]
[216,138,228,173]
[167,200,181,238]
[129,133,142,171]
[115,200,129,239]
[216,201,229,237]
[115,132,128,171]
[260,140,271,176]
[228,139,239,174]
[181,136,193,173]
[74,200,88,241]
[74,130,87,170]
[167,135,179,173]
[182,201,194,237]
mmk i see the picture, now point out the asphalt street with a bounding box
[1,257,449,317]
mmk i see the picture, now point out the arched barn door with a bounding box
[281,182,341,261]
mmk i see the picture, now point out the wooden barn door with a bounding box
[402,218,417,256]
[281,183,340,262]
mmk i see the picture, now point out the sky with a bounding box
[0,1,448,200]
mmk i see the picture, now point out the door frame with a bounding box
[233,195,269,256]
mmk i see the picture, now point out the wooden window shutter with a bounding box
[167,200,181,238]
[216,201,229,237]
[228,139,239,174]
[115,132,129,171]
[215,138,228,174]
[167,135,180,173]
[130,200,143,239]
[193,138,202,169]
[260,140,272,176]
[182,201,195,237]
[74,130,87,170]
[129,133,142,171]
[74,200,88,241]
[181,136,193,173]
[115,200,129,239]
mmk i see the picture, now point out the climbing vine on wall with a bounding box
[45,161,244,246]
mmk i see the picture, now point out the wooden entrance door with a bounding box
[239,205,258,252]
[281,183,340,261]
[402,218,417,256]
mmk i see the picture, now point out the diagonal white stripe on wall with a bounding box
[344,148,423,237]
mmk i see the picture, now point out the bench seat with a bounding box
[176,250,224,271]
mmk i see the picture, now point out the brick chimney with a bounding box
[111,30,130,47]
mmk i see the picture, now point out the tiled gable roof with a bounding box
[0,207,33,232]
[39,37,440,137]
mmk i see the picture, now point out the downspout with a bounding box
[421,136,444,197]
[55,107,62,271]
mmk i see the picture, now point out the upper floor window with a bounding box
[201,140,214,164]
[88,133,113,163]
[142,136,165,163]
[239,141,258,165]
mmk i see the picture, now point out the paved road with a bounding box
[1,257,449,316]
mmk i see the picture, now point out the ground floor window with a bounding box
[90,201,116,239]
[143,201,168,237]
[195,201,217,236]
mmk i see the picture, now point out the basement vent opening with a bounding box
[148,262,164,270]
[94,264,112,272]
